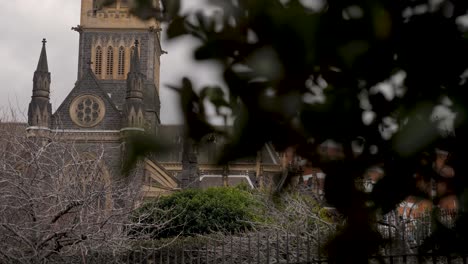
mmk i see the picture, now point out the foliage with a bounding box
[130,187,262,238]
[130,186,334,239]
[111,0,468,262]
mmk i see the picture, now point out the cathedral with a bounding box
[26,0,283,198]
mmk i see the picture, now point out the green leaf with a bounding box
[122,133,173,175]
[167,16,188,39]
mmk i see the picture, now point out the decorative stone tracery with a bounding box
[70,95,106,127]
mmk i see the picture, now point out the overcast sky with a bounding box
[0,0,223,124]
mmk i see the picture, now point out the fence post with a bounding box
[212,239,217,264]
[257,232,260,264]
[248,235,251,264]
[317,228,320,264]
[400,216,404,259]
[189,244,193,264]
[286,232,289,264]
[389,222,393,264]
[266,233,270,264]
[276,230,280,264]
[182,241,185,264]
[198,242,201,264]
[231,235,234,264]
[296,229,300,263]
[206,239,209,264]
[222,236,225,264]
[167,246,171,264]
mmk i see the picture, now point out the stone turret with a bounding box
[27,39,52,137]
[121,40,145,131]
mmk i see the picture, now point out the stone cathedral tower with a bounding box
[26,0,282,196]
[26,0,179,197]
[76,0,161,133]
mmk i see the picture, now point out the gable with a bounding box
[52,68,122,130]
[143,158,180,197]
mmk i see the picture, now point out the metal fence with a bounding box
[48,210,465,263]
[49,231,323,264]
[61,240,468,264]
[377,209,458,255]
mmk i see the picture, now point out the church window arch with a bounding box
[118,46,125,77]
[106,46,114,77]
[95,46,103,76]
[66,152,113,211]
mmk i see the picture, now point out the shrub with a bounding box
[130,187,261,238]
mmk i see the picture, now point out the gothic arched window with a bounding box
[118,46,125,77]
[66,152,113,211]
[106,46,114,77]
[95,46,103,76]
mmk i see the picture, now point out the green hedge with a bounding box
[130,187,261,238]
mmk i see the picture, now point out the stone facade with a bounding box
[26,0,283,198]
[26,0,175,199]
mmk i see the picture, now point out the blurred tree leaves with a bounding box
[167,77,219,141]
[122,133,173,175]
[115,0,468,261]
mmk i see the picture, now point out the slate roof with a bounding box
[156,125,280,165]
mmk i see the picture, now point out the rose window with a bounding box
[70,95,105,127]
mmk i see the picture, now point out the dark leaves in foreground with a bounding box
[167,78,219,142]
[122,133,173,175]
[127,0,468,261]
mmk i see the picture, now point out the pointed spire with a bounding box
[129,40,140,73]
[28,38,52,132]
[36,38,49,72]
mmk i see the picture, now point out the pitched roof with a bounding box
[53,67,120,119]
[156,125,280,165]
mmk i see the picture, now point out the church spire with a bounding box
[122,40,145,131]
[129,40,140,74]
[27,39,52,136]
[36,38,49,72]
[32,39,51,99]
[126,40,144,100]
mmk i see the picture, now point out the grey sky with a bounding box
[0,0,223,124]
